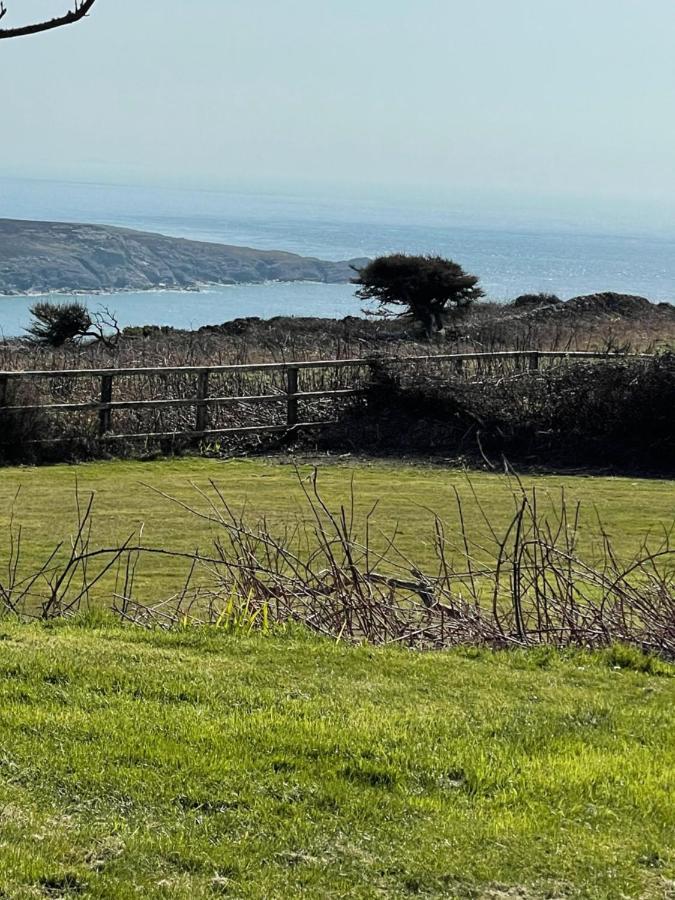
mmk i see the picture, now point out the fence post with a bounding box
[286,367,299,427]
[99,374,113,437]
[528,352,539,372]
[196,369,210,433]
[0,374,7,411]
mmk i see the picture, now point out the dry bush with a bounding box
[2,473,673,659]
[327,353,675,474]
[0,377,100,464]
[2,295,673,375]
[1,299,673,464]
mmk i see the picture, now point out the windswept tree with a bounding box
[0,0,98,39]
[353,254,484,338]
[27,301,120,348]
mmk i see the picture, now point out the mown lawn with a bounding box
[0,458,673,600]
[0,621,672,899]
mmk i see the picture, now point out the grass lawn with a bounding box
[0,621,672,899]
[0,458,673,600]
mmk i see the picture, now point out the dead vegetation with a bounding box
[1,293,673,465]
[2,473,673,659]
[327,352,675,474]
[1,292,673,375]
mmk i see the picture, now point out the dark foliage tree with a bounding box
[27,301,119,348]
[353,254,484,338]
[0,0,97,39]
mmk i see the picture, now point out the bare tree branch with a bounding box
[85,305,121,350]
[0,0,98,40]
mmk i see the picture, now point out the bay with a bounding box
[0,283,362,339]
[1,177,673,337]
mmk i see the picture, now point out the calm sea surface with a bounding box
[1,178,673,336]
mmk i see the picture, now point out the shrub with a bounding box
[0,380,99,466]
[327,353,675,474]
[0,380,50,464]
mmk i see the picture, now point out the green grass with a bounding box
[1,458,673,599]
[0,620,672,898]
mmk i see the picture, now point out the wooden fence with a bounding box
[0,350,642,444]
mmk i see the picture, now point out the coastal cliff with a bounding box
[0,219,368,295]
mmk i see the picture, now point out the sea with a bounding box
[1,177,673,337]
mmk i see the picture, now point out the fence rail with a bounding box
[0,350,648,444]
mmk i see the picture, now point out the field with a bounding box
[0,621,672,899]
[0,458,673,897]
[1,458,674,602]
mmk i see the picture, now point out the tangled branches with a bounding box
[2,472,673,659]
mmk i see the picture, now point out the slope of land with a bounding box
[0,621,672,898]
[0,218,368,294]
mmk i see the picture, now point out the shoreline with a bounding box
[0,280,344,300]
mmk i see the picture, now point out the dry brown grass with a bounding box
[1,299,673,462]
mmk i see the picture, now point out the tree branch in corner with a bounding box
[0,1,98,40]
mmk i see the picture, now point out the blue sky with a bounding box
[1,0,674,226]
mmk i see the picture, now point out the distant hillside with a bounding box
[0,219,369,295]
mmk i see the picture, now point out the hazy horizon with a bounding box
[2,172,675,243]
[1,0,674,235]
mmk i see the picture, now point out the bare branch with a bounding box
[0,0,98,40]
[84,306,121,351]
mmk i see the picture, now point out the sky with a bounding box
[1,0,674,228]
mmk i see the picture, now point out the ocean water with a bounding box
[1,177,673,336]
[0,284,363,339]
